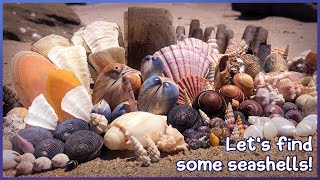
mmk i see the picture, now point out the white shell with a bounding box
[296,115,317,136]
[16,161,33,175]
[3,114,26,139]
[51,153,70,168]
[24,94,58,130]
[48,45,93,93]
[263,121,278,140]
[270,117,296,136]
[302,96,317,116]
[14,153,36,164]
[295,94,312,110]
[3,150,20,170]
[248,116,271,125]
[33,157,52,171]
[61,86,93,122]
[244,124,264,139]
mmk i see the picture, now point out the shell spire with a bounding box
[145,136,160,163]
[207,29,219,53]
[130,136,151,166]
[283,45,289,60]
[198,109,210,125]
[90,113,109,134]
[183,89,192,106]
[231,123,240,141]
[236,114,245,136]
[204,81,214,91]
[122,76,138,112]
[225,102,235,125]
[207,62,215,85]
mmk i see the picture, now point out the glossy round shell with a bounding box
[284,110,305,123]
[65,130,103,163]
[239,100,263,117]
[54,118,90,142]
[233,73,254,97]
[282,102,298,113]
[219,85,244,102]
[264,104,284,117]
[209,117,227,128]
[34,138,65,159]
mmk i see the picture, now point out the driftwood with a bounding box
[192,28,203,40]
[188,19,200,38]
[216,24,227,53]
[203,27,214,42]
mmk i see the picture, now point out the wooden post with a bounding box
[188,19,200,38]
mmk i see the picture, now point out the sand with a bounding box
[2,3,318,178]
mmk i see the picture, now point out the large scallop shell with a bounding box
[45,69,81,121]
[48,45,92,93]
[233,73,254,98]
[11,51,56,108]
[177,76,207,105]
[54,118,90,142]
[219,85,244,102]
[31,34,71,58]
[34,138,65,159]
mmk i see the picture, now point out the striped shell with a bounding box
[54,118,90,142]
[219,85,244,102]
[11,51,56,108]
[65,130,103,163]
[239,54,263,79]
[177,76,208,105]
[34,138,65,159]
[233,73,254,98]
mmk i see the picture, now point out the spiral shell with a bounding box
[239,54,263,79]
[65,130,103,163]
[34,138,65,159]
[209,117,227,128]
[53,118,90,142]
[51,153,70,168]
[233,73,254,98]
[225,39,248,57]
[225,102,235,126]
[210,127,223,137]
[193,90,228,118]
[264,104,284,117]
[219,85,244,102]
[239,100,263,117]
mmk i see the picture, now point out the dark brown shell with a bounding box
[304,52,317,75]
[192,90,227,118]
[221,128,231,138]
[264,104,284,117]
[239,100,263,117]
[34,138,65,159]
[209,117,227,128]
[288,58,305,73]
[284,110,305,123]
[282,102,298,113]
[54,118,90,142]
[219,85,244,102]
[65,130,103,163]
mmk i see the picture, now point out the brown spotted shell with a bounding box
[233,73,254,98]
[239,100,263,117]
[192,90,227,118]
[239,54,263,79]
[219,85,244,103]
[177,76,207,105]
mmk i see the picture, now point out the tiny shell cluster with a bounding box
[4,19,318,175]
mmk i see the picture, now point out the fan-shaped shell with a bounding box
[31,34,71,58]
[46,69,81,121]
[10,126,53,155]
[219,85,244,102]
[11,51,57,108]
[92,63,142,109]
[65,130,103,163]
[192,90,227,118]
[239,100,263,117]
[54,118,90,142]
[233,73,254,98]
[177,76,207,105]
[238,54,263,79]
[34,138,65,159]
[138,76,179,115]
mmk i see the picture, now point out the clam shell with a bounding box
[239,100,263,117]
[233,73,254,98]
[270,117,296,136]
[33,156,52,171]
[177,76,207,105]
[3,150,20,170]
[219,85,244,102]
[65,130,103,163]
[140,55,165,82]
[46,69,81,121]
[110,101,130,121]
[51,153,70,168]
[16,161,33,175]
[31,34,71,58]
[48,45,92,93]
[14,153,36,164]
[11,51,56,108]
[34,138,65,159]
[54,118,90,142]
[296,115,317,136]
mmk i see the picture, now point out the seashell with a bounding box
[71,27,91,53]
[46,69,81,121]
[231,99,240,110]
[269,113,283,118]
[192,90,228,118]
[14,153,36,164]
[48,45,92,93]
[188,139,203,150]
[264,104,284,117]
[138,76,178,115]
[263,121,278,140]
[111,101,130,121]
[248,116,271,125]
[288,58,305,73]
[92,63,142,110]
[6,107,28,119]
[197,126,211,133]
[275,78,300,101]
[270,117,296,136]
[204,81,214,91]
[225,39,248,57]
[209,132,219,146]
[207,61,215,85]
[282,102,298,113]
[225,102,235,126]
[92,99,112,120]
[302,96,317,116]
[182,129,201,142]
[230,124,240,141]
[51,153,70,168]
[213,55,231,90]
[140,55,164,82]
[182,89,192,106]
[283,45,289,60]
[234,111,249,125]
[238,54,263,79]
[65,130,103,163]
[284,110,305,123]
[13,134,35,154]
[16,161,33,175]
[4,138,13,150]
[3,114,26,140]
[207,30,220,54]
[210,127,223,137]
[3,85,23,115]
[104,111,187,152]
[33,156,52,172]
[90,113,109,134]
[34,138,65,159]
[244,124,263,139]
[31,34,71,58]
[221,128,231,138]
[239,100,263,117]
[236,114,245,135]
[296,115,317,136]
[167,105,203,133]
[130,136,151,166]
[295,94,312,111]
[304,52,317,75]
[24,94,58,130]
[264,52,288,73]
[177,76,207,105]
[145,136,161,163]
[233,73,254,98]
[219,85,244,102]
[198,109,210,126]
[208,117,227,128]
[65,160,79,172]
[10,126,53,155]
[11,51,56,108]
[3,150,20,170]
[54,118,90,142]
[288,119,298,127]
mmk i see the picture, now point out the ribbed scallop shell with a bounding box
[45,69,81,121]
[10,126,53,155]
[177,76,207,105]
[233,73,254,98]
[65,130,103,163]
[71,27,91,53]
[11,51,56,108]
[54,118,90,142]
[34,138,65,159]
[238,54,263,79]
[48,45,92,93]
[31,34,71,58]
[219,85,244,102]
[225,39,248,58]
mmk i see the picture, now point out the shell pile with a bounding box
[3,18,318,175]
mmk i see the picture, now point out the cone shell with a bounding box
[219,85,244,102]
[177,76,208,105]
[233,73,254,98]
[11,51,56,108]
[31,34,71,58]
[45,69,81,121]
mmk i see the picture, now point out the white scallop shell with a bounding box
[3,150,20,170]
[24,94,58,130]
[296,115,317,136]
[270,117,296,136]
[244,124,264,139]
